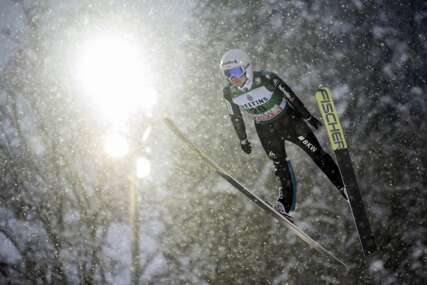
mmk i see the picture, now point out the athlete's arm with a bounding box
[223,86,248,141]
[269,73,312,119]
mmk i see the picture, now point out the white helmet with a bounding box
[220,49,253,90]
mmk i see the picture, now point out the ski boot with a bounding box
[273,173,296,223]
[271,160,297,221]
[273,196,294,223]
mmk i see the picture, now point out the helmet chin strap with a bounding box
[239,63,253,91]
[237,76,248,88]
[238,72,253,92]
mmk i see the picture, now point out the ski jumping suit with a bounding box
[223,70,344,212]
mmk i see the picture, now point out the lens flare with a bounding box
[136,157,151,178]
[76,34,157,124]
[103,131,129,158]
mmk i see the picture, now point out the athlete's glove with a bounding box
[240,138,252,154]
[306,116,322,130]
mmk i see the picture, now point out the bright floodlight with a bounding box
[136,157,151,178]
[104,132,129,158]
[142,126,152,143]
[77,34,157,124]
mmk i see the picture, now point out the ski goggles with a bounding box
[223,66,245,78]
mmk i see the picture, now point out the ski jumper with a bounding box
[223,70,344,212]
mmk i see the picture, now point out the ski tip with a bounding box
[163,117,176,130]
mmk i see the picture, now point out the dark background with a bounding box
[0,0,426,284]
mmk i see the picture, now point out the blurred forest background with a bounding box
[0,0,426,284]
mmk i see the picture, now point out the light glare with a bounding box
[104,132,129,158]
[76,34,158,124]
[136,157,151,178]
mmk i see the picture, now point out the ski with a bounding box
[315,86,377,256]
[163,117,348,270]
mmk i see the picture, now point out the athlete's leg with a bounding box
[255,121,298,212]
[286,118,345,194]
